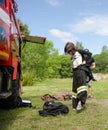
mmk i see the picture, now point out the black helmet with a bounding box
[84,49,89,52]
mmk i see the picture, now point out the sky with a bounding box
[16,0,108,55]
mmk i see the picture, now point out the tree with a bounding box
[58,55,72,78]
[46,52,60,78]
[94,52,108,73]
[101,45,108,53]
[17,19,30,34]
[19,19,108,86]
[76,41,84,49]
[22,40,59,81]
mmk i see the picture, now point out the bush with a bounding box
[22,71,37,86]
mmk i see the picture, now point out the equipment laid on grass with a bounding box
[39,100,69,116]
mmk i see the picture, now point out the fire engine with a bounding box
[0,0,46,108]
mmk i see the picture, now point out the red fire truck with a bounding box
[0,0,46,108]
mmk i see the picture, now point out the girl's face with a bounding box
[67,49,75,56]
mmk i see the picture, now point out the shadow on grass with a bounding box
[0,96,42,130]
[0,107,27,130]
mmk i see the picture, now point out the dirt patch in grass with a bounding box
[87,98,108,108]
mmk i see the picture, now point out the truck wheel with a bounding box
[0,72,22,109]
[7,72,22,108]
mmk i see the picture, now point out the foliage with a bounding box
[46,54,72,78]
[46,52,60,78]
[101,45,108,53]
[17,19,30,34]
[94,52,108,73]
[21,40,60,84]
[22,71,37,86]
[21,37,73,84]
[58,55,72,78]
[22,41,50,79]
[18,19,108,85]
[76,41,84,49]
[19,19,108,85]
[21,40,108,85]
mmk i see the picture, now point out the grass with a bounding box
[0,78,108,130]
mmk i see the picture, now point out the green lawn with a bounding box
[0,79,108,130]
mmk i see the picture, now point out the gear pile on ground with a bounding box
[39,100,69,116]
[40,93,72,101]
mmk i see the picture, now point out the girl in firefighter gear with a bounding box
[64,42,89,111]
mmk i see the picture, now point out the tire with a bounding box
[0,72,22,109]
